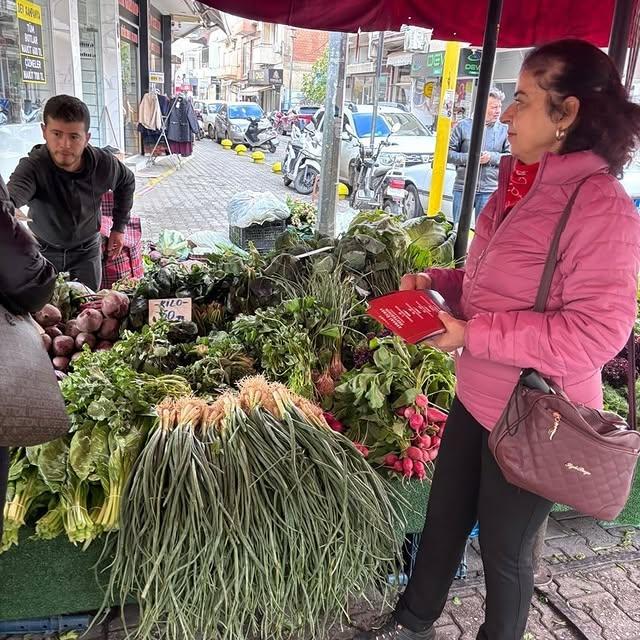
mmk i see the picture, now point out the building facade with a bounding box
[0,0,199,180]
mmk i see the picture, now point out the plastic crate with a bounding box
[229,219,287,253]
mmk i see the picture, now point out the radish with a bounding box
[52,356,70,371]
[76,308,103,333]
[33,304,62,328]
[431,435,441,448]
[428,407,448,423]
[52,335,75,357]
[98,317,120,342]
[76,332,97,351]
[101,291,130,319]
[393,460,404,473]
[406,447,424,462]
[384,453,399,467]
[409,414,424,431]
[402,458,414,475]
[403,406,416,419]
[64,320,81,339]
[95,340,113,351]
[415,394,429,409]
[415,435,432,449]
[45,325,63,339]
[42,334,52,353]
[414,461,426,480]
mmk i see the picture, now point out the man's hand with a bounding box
[400,272,432,291]
[480,151,491,165]
[427,311,467,353]
[107,231,125,258]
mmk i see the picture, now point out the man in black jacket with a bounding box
[8,95,135,291]
[0,176,57,542]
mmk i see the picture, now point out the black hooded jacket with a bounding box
[7,144,135,249]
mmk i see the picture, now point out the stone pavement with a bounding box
[131,135,352,243]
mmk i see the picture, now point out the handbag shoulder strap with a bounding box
[534,178,590,313]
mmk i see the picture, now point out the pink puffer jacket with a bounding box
[429,151,640,430]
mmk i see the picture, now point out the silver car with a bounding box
[213,102,266,144]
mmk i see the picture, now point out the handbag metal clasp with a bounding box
[548,412,561,441]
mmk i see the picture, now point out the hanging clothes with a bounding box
[166,97,199,145]
[138,92,162,131]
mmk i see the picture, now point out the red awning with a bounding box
[198,0,618,48]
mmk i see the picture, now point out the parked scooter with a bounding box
[349,123,408,216]
[282,125,303,187]
[292,126,322,195]
[244,117,279,153]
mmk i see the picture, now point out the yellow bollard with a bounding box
[221,139,233,150]
[252,151,266,164]
[236,144,247,156]
[272,161,282,173]
[337,182,349,200]
[428,41,461,216]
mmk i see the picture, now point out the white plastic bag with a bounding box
[227,191,290,228]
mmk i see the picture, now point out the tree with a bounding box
[301,46,328,105]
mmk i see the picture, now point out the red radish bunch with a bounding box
[323,411,346,434]
[353,442,369,458]
[33,290,130,374]
[381,393,449,480]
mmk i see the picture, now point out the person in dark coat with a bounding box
[0,176,57,541]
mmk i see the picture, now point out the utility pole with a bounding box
[369,31,386,151]
[288,28,297,110]
[317,31,348,237]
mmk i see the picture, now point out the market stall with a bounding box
[0,205,459,634]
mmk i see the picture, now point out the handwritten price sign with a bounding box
[148,298,193,324]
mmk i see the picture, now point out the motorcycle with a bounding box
[349,123,408,216]
[195,112,206,141]
[244,117,279,153]
[282,125,303,187]
[292,126,322,195]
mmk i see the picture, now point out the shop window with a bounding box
[0,0,55,181]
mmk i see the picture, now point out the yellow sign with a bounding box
[17,0,42,26]
[423,82,434,98]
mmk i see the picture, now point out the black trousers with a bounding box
[396,398,552,640]
[39,234,102,292]
[0,447,8,540]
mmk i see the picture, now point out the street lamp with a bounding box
[288,28,297,110]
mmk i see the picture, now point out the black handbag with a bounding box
[0,303,70,446]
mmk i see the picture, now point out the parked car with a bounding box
[213,102,267,144]
[294,105,320,128]
[200,101,224,138]
[311,105,436,206]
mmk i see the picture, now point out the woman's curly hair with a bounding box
[523,39,640,177]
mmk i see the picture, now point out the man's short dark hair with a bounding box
[43,95,91,131]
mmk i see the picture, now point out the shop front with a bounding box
[247,68,283,112]
[148,4,165,94]
[0,0,55,180]
[119,0,141,155]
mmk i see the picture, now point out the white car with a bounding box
[312,104,435,212]
[200,101,224,139]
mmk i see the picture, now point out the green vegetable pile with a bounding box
[104,378,402,640]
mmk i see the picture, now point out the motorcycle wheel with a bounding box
[293,166,319,195]
[283,176,293,187]
[404,183,422,219]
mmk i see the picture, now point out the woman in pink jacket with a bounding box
[357,40,640,640]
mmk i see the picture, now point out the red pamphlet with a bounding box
[367,290,447,344]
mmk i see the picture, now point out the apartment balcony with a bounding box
[252,44,282,67]
[212,65,242,80]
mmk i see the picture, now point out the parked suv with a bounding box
[213,102,266,144]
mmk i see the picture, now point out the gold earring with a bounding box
[555,128,566,141]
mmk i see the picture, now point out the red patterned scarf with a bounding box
[504,160,540,211]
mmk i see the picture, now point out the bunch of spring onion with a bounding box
[102,377,403,640]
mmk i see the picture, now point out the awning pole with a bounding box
[317,31,348,237]
[608,0,634,74]
[453,0,504,262]
[370,32,386,151]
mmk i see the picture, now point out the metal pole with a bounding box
[288,29,296,110]
[370,31,385,151]
[317,31,348,237]
[608,0,634,74]
[609,0,638,431]
[453,0,504,261]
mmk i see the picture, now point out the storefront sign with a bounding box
[120,21,139,46]
[148,298,192,324]
[268,68,283,86]
[249,69,269,85]
[425,51,445,78]
[149,6,162,40]
[119,0,140,25]
[150,40,162,58]
[149,71,165,84]
[16,0,46,84]
[458,49,482,78]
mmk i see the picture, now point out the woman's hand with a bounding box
[400,272,432,290]
[427,311,467,353]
